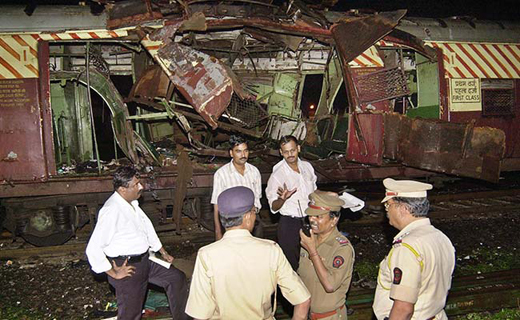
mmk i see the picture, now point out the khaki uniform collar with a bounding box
[318,227,341,249]
[222,229,253,239]
[393,218,431,242]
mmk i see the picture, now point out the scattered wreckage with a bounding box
[0,0,519,245]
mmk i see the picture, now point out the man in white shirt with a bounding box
[86,166,189,320]
[211,135,262,240]
[266,135,317,271]
[186,186,311,320]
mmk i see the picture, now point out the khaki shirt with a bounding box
[373,219,456,320]
[298,228,355,314]
[186,229,310,320]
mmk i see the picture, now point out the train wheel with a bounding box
[20,207,75,247]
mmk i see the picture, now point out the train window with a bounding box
[481,79,515,116]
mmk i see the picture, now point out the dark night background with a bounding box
[331,0,519,21]
[4,0,520,21]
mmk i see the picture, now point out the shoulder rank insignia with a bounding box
[392,231,410,246]
[336,236,349,246]
[392,239,402,245]
[333,256,344,268]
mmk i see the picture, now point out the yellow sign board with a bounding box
[450,78,481,112]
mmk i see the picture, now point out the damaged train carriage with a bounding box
[0,1,517,246]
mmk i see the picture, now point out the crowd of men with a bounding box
[86,135,456,320]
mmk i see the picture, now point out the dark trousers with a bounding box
[108,254,189,320]
[277,216,304,271]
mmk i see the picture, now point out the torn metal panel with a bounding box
[172,149,193,233]
[51,69,139,163]
[355,67,409,104]
[383,29,437,61]
[106,0,164,29]
[268,73,302,118]
[187,1,276,19]
[346,113,385,165]
[386,113,505,182]
[153,42,239,129]
[129,65,173,109]
[315,56,343,118]
[205,17,332,39]
[134,131,161,165]
[331,10,406,65]
[244,28,305,52]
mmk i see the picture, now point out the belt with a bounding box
[280,215,305,220]
[310,305,345,320]
[384,317,434,320]
[111,252,148,263]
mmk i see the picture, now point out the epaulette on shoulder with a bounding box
[392,231,411,246]
[336,236,350,246]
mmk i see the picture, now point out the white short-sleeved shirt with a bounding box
[185,229,310,319]
[211,161,262,209]
[265,158,317,218]
[373,218,456,320]
[85,192,162,274]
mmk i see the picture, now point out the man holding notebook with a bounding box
[86,166,189,320]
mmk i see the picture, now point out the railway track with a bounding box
[349,188,520,225]
[1,188,519,319]
[1,188,520,260]
[274,269,520,319]
[113,268,520,320]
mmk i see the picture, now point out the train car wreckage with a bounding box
[1,0,518,245]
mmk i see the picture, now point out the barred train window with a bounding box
[481,79,515,116]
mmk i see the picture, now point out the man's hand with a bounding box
[272,184,297,212]
[106,259,136,280]
[277,183,297,201]
[159,247,175,263]
[299,229,317,254]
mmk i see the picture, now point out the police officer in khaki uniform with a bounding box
[373,178,456,320]
[298,190,355,320]
[186,186,311,320]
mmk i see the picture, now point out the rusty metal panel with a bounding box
[129,65,172,109]
[331,10,406,65]
[350,67,391,112]
[394,116,505,182]
[355,67,409,104]
[0,78,48,181]
[38,41,57,177]
[346,113,384,165]
[155,43,234,129]
[106,0,163,29]
[384,29,437,61]
[383,113,401,159]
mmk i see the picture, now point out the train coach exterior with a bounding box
[0,2,518,245]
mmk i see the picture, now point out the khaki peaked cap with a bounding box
[305,190,345,216]
[382,178,433,203]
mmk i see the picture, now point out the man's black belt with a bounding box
[111,251,148,263]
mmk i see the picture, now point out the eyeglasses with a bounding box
[384,202,398,211]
